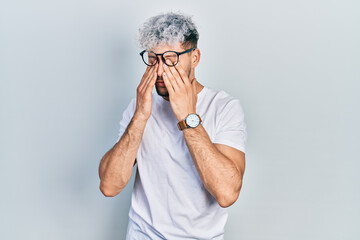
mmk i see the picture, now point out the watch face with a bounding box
[186,114,200,128]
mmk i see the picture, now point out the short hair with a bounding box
[138,12,199,50]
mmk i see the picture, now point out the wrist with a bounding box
[177,110,196,122]
[177,113,202,131]
[132,112,149,126]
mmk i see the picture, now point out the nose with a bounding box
[156,57,165,79]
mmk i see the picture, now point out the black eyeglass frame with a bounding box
[140,47,196,67]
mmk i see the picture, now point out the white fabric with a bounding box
[116,86,247,239]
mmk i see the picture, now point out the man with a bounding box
[98,12,247,239]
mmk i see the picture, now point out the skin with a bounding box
[99,42,246,208]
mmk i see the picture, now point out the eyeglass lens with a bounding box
[143,51,178,66]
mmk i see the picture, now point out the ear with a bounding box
[191,48,200,68]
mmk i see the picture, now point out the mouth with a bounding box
[156,80,165,87]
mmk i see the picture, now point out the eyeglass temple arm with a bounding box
[178,47,196,56]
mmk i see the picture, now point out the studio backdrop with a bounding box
[0,0,359,239]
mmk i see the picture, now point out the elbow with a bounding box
[217,181,242,208]
[217,190,240,208]
[99,182,123,197]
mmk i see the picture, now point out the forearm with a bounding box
[182,125,242,207]
[99,114,147,197]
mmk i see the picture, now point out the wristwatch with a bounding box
[177,113,202,131]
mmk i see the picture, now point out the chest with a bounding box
[137,102,217,165]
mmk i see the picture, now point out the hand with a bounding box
[134,64,158,122]
[162,60,197,122]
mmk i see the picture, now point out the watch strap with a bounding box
[177,120,187,130]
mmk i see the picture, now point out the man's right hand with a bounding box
[134,64,158,122]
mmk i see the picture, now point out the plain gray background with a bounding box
[1,0,359,239]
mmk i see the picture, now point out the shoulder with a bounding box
[203,86,244,115]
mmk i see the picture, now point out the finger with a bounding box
[138,66,153,90]
[144,72,157,92]
[174,63,191,86]
[143,64,158,93]
[162,71,174,96]
[142,66,153,81]
[139,65,156,92]
[141,64,157,93]
[166,60,186,86]
[163,61,180,90]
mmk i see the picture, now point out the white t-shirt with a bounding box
[115,86,247,239]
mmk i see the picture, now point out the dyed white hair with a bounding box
[138,12,199,50]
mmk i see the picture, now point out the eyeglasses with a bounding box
[140,47,196,67]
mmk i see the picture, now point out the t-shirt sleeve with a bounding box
[212,98,248,154]
[115,98,136,143]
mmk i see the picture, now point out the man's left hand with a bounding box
[162,60,198,122]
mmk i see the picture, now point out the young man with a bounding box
[99,12,248,239]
